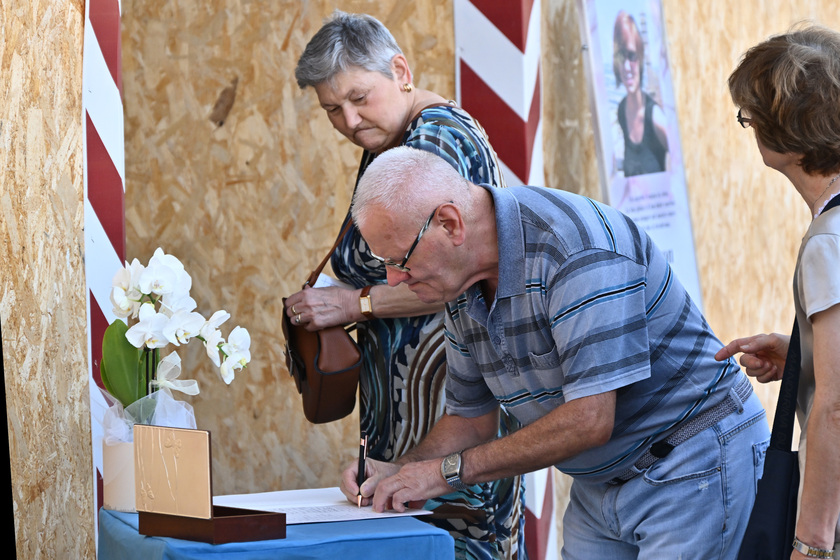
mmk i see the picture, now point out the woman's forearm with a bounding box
[353,282,445,321]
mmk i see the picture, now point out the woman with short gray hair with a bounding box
[284,11,524,560]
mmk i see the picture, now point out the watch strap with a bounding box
[793,537,835,559]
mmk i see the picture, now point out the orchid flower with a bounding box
[221,326,251,364]
[203,329,224,367]
[125,303,170,349]
[163,310,206,346]
[220,353,248,384]
[110,258,145,318]
[148,248,192,295]
[159,291,197,317]
[202,310,230,333]
[137,261,178,298]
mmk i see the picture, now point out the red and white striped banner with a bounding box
[82,0,125,547]
[455,0,544,186]
[455,1,557,558]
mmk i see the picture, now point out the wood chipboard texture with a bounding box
[1,1,93,558]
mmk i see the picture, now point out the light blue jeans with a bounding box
[561,391,769,560]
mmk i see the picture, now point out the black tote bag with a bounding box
[736,322,800,560]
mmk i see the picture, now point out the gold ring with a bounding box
[295,313,302,325]
[291,305,298,315]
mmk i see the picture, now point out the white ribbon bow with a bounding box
[150,352,200,396]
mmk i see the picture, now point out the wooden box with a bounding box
[134,424,286,544]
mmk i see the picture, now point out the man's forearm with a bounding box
[460,391,616,484]
[396,409,501,465]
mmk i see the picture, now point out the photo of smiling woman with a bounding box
[613,10,669,177]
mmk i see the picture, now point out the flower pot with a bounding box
[103,440,136,512]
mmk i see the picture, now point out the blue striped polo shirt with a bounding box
[443,185,742,482]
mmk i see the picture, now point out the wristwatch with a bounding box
[441,452,469,491]
[792,537,835,558]
[359,285,374,319]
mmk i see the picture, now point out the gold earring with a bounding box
[403,83,413,93]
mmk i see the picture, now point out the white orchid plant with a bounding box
[101,247,251,410]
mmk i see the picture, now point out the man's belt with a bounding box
[608,376,754,485]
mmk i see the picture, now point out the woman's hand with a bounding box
[285,286,357,331]
[715,333,790,383]
[340,458,401,507]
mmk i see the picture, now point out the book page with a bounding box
[213,487,432,525]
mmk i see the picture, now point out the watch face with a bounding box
[443,453,459,476]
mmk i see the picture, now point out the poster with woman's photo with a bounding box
[577,0,703,308]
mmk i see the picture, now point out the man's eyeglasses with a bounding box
[737,108,753,128]
[369,203,449,272]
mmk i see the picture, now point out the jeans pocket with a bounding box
[642,428,722,486]
[752,437,770,494]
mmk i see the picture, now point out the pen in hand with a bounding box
[357,432,368,508]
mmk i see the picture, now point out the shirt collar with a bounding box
[480,184,526,300]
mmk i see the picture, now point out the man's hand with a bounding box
[339,458,400,507]
[371,458,451,513]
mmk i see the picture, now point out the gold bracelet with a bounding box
[793,537,835,559]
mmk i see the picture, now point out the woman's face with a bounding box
[314,64,410,154]
[619,34,641,93]
[745,110,799,172]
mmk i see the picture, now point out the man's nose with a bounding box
[386,267,410,286]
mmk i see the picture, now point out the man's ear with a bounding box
[391,54,413,84]
[437,203,466,247]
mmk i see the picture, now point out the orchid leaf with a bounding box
[100,320,145,408]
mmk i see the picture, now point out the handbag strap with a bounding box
[769,192,840,451]
[304,219,354,288]
[769,321,800,451]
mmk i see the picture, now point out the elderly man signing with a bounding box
[342,146,770,559]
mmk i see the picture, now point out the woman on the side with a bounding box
[284,11,525,560]
[718,24,840,560]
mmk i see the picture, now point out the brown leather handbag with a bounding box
[281,220,362,424]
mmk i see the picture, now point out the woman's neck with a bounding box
[625,87,644,108]
[785,166,840,217]
[409,89,449,116]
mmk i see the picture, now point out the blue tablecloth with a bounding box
[98,508,454,560]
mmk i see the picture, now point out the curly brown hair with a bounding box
[728,24,840,176]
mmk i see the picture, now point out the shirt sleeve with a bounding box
[403,121,482,183]
[799,232,840,319]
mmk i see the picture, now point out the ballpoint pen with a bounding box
[357,432,368,508]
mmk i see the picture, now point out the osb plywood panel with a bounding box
[121,0,454,495]
[0,1,93,558]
